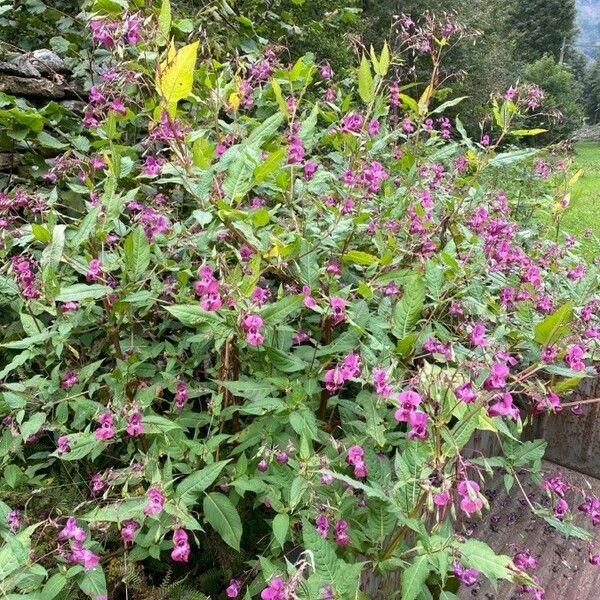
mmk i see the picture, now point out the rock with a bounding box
[0,74,80,99]
[0,153,19,171]
[7,49,68,78]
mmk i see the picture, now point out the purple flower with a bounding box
[469,323,488,347]
[316,514,329,538]
[174,381,189,411]
[483,363,509,390]
[257,459,268,472]
[226,579,242,598]
[171,528,190,562]
[407,411,429,440]
[70,542,100,570]
[91,473,107,496]
[513,550,538,571]
[7,510,20,533]
[346,445,367,479]
[565,345,586,371]
[86,258,102,282]
[120,519,140,544]
[487,393,519,420]
[455,383,477,404]
[394,390,422,422]
[61,371,79,389]
[57,435,71,455]
[329,296,346,325]
[144,487,165,516]
[94,412,115,441]
[334,519,350,546]
[453,562,479,586]
[457,480,483,515]
[58,517,86,543]
[242,314,264,346]
[126,411,144,436]
[554,498,569,520]
[261,578,286,600]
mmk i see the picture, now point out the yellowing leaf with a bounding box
[568,169,583,187]
[156,41,199,111]
[379,41,390,76]
[271,78,289,116]
[418,84,433,113]
[228,92,241,112]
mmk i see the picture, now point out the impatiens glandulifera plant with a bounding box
[0,2,599,599]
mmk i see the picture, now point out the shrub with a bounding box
[0,3,598,599]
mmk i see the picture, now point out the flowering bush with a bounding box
[1,2,599,599]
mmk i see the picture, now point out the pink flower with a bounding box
[86,258,102,282]
[565,345,586,371]
[171,528,190,562]
[143,155,162,176]
[453,562,478,586]
[454,382,477,404]
[144,487,165,516]
[368,119,380,136]
[487,393,520,420]
[434,491,450,506]
[261,578,285,600]
[7,510,21,533]
[346,445,367,479]
[407,411,429,440]
[174,381,188,410]
[226,579,242,598]
[483,363,509,390]
[315,514,329,538]
[513,550,538,571]
[126,411,144,436]
[91,473,107,496]
[334,519,350,546]
[242,314,264,346]
[57,435,71,455]
[61,371,79,389]
[58,517,86,543]
[533,393,562,415]
[120,519,140,544]
[554,498,569,520]
[329,296,346,325]
[469,323,487,347]
[94,413,115,441]
[70,542,100,570]
[394,390,422,422]
[457,480,484,515]
[372,367,393,398]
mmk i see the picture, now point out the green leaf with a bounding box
[342,250,379,266]
[40,573,67,600]
[539,513,593,540]
[393,277,425,337]
[512,439,547,467]
[534,302,573,346]
[222,149,256,203]
[176,461,230,504]
[430,96,468,115]
[217,379,278,398]
[358,55,375,103]
[203,492,243,551]
[124,225,150,279]
[2,332,52,349]
[41,224,66,270]
[272,513,289,549]
[165,304,223,326]
[402,555,431,600]
[246,112,284,147]
[260,295,302,324]
[255,148,285,183]
[77,566,107,598]
[141,415,182,434]
[37,131,68,149]
[31,223,51,243]
[379,41,390,76]
[302,520,340,583]
[71,205,101,248]
[271,78,289,116]
[55,284,112,302]
[20,412,46,440]
[456,539,511,581]
[158,0,172,36]
[489,148,538,167]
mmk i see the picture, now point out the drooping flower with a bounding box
[261,578,286,600]
[329,296,346,325]
[58,517,87,543]
[346,445,367,479]
[120,519,140,544]
[94,412,115,441]
[454,382,477,404]
[226,579,242,598]
[144,487,165,516]
[394,390,422,423]
[487,393,520,420]
[469,323,488,347]
[316,514,329,538]
[174,381,188,411]
[70,542,100,570]
[61,371,79,389]
[126,411,144,436]
[453,562,479,586]
[242,314,264,346]
[407,411,429,440]
[57,435,71,455]
[513,550,538,572]
[334,519,350,546]
[457,480,484,515]
[171,528,190,562]
[7,510,20,533]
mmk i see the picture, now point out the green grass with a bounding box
[560,141,600,258]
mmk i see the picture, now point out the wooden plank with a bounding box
[458,461,600,600]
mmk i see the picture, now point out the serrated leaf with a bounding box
[203,492,243,551]
[255,148,285,183]
[379,41,390,76]
[124,225,150,279]
[402,555,430,600]
[456,539,511,581]
[393,277,425,337]
[41,224,65,270]
[302,520,340,583]
[177,461,230,504]
[260,295,302,324]
[342,250,379,266]
[165,304,223,326]
[55,284,112,302]
[158,0,171,36]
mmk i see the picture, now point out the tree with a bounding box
[523,54,585,142]
[508,0,577,62]
[586,58,600,123]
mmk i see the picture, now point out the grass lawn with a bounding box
[560,141,600,258]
